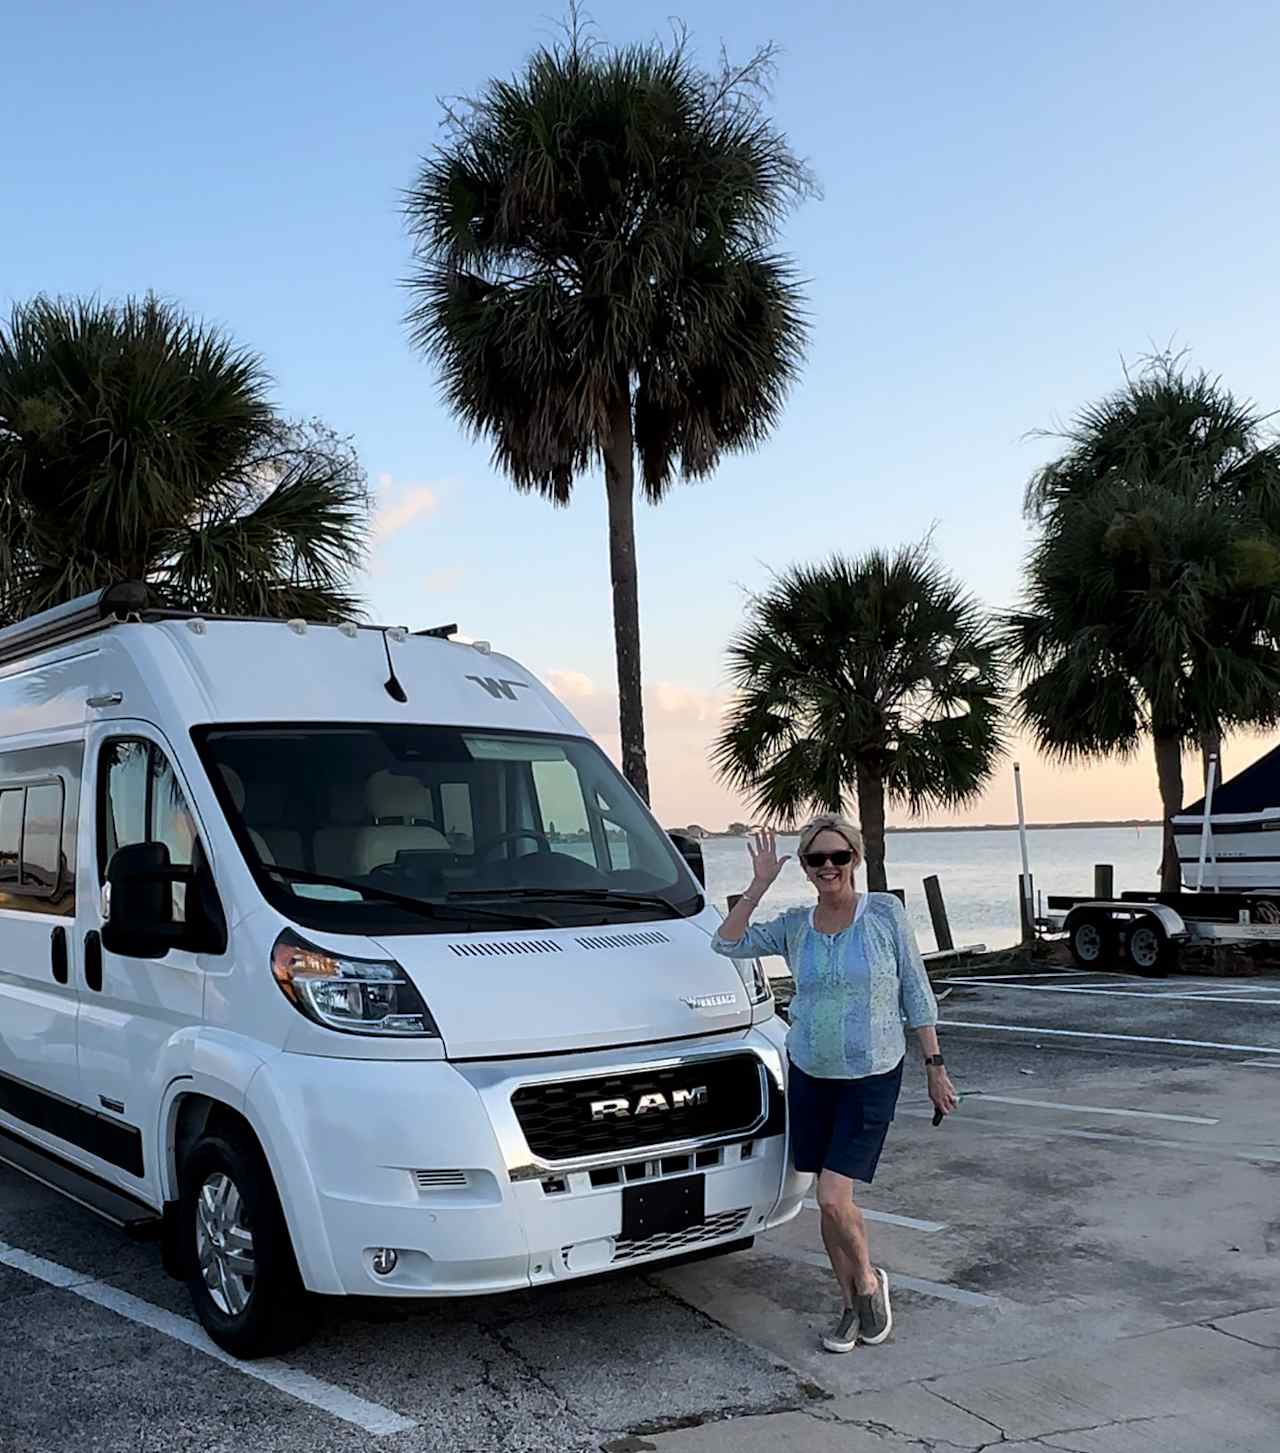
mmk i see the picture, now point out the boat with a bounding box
[1173,744,1280,891]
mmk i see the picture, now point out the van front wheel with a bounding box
[181,1127,309,1358]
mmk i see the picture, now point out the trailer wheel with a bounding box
[1123,915,1179,977]
[1068,913,1109,968]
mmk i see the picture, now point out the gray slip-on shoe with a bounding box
[856,1268,893,1345]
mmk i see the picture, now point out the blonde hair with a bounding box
[797,814,865,863]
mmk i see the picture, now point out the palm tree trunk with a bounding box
[1153,728,1184,893]
[855,762,888,892]
[603,389,650,805]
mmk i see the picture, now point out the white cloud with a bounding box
[373,473,442,542]
[650,681,725,725]
[545,669,598,701]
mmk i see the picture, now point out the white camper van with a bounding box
[0,585,804,1356]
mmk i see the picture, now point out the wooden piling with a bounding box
[1019,873,1036,945]
[1094,863,1114,899]
[923,875,954,952]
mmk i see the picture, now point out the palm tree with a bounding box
[1008,355,1280,892]
[0,294,368,623]
[713,547,1008,891]
[403,20,812,803]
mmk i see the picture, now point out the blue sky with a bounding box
[5,0,1280,827]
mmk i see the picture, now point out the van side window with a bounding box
[0,780,68,899]
[100,740,199,921]
[22,784,64,891]
[0,790,21,885]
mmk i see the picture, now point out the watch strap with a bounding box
[924,1053,945,1067]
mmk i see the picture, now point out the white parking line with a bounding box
[0,1240,416,1436]
[801,1201,947,1232]
[901,1108,1280,1165]
[1178,987,1280,1000]
[948,983,1280,1007]
[939,1019,1280,1056]
[967,1094,1218,1125]
[945,971,1104,983]
[766,1243,998,1307]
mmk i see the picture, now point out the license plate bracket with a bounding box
[621,1173,706,1242]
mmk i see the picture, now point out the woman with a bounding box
[713,816,958,1353]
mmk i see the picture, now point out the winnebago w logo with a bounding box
[467,675,532,701]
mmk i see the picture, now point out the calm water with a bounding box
[699,826,1163,954]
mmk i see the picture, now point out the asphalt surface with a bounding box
[3,965,1279,1452]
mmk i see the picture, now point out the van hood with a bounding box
[371,913,753,1059]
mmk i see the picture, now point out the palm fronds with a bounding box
[713,545,1008,887]
[0,296,368,623]
[1009,352,1280,889]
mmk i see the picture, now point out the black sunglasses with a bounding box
[801,850,855,869]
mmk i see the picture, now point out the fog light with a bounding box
[371,1247,399,1276]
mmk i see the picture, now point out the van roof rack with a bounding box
[0,585,464,667]
[0,582,150,669]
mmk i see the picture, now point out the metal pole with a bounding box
[1195,754,1218,893]
[1014,762,1034,941]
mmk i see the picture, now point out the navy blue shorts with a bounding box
[788,1057,904,1182]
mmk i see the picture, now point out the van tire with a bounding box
[180,1126,310,1359]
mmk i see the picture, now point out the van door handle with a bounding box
[84,931,103,993]
[51,926,68,984]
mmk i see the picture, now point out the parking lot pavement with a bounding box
[2,969,1279,1452]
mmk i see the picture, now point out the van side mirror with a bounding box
[668,831,706,887]
[102,842,187,959]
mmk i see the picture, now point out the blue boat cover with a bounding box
[1180,742,1280,817]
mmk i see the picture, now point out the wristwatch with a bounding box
[924,1054,945,1067]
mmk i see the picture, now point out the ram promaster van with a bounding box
[0,585,804,1356]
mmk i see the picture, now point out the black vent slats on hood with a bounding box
[448,939,563,958]
[576,930,671,950]
[446,930,671,957]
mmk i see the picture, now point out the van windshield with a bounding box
[195,724,702,933]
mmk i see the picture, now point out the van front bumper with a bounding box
[251,1024,808,1297]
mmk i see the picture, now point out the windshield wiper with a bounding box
[263,866,557,928]
[448,887,690,918]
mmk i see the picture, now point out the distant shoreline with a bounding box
[693,820,1161,839]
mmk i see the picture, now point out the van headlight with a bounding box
[736,957,773,1007]
[271,930,440,1036]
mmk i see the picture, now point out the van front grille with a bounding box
[511,1054,768,1163]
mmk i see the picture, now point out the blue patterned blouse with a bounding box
[712,893,938,1080]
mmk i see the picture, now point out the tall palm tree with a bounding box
[0,294,368,623]
[403,21,812,803]
[1008,355,1280,892]
[713,547,1007,891]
